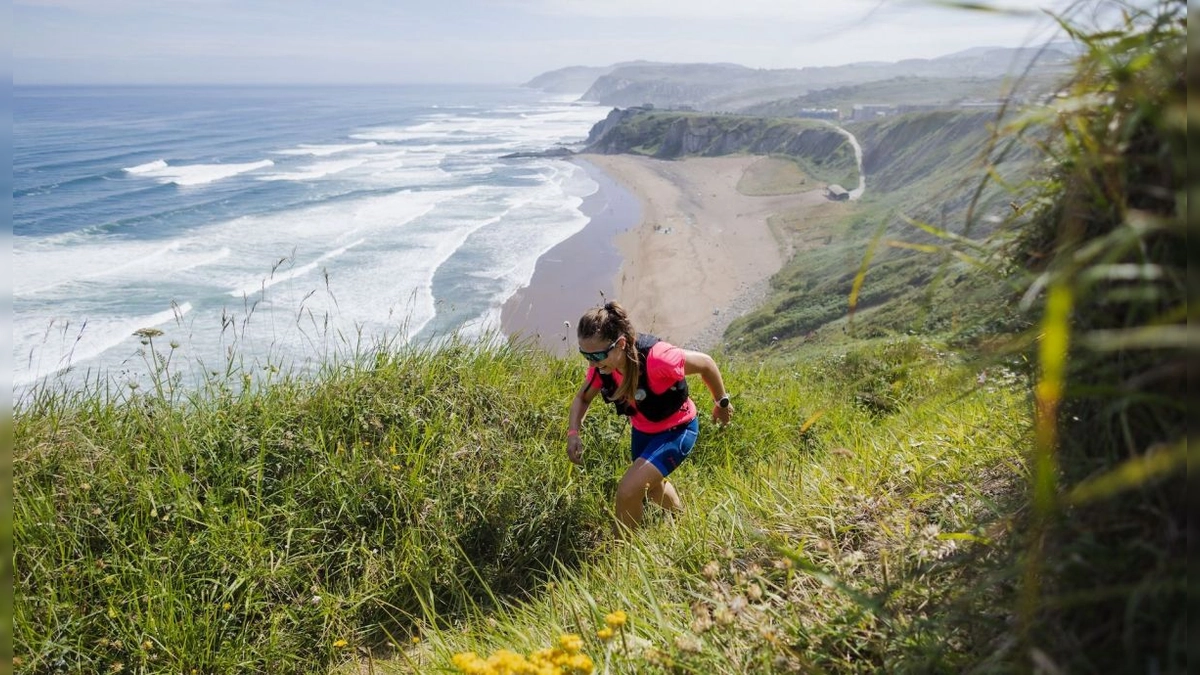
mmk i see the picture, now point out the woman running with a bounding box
[566,301,733,531]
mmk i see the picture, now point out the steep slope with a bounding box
[724,109,1027,348]
[851,111,998,197]
[584,108,858,186]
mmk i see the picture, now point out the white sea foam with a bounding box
[15,239,233,296]
[127,159,275,186]
[176,247,232,273]
[350,153,453,185]
[227,239,365,298]
[350,105,603,154]
[14,302,193,387]
[319,163,595,346]
[258,159,367,181]
[274,141,378,156]
[124,159,169,174]
[455,162,598,338]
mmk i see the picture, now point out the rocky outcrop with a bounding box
[585,109,849,161]
[499,147,576,160]
[583,108,640,147]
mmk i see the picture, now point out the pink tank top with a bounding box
[586,341,697,433]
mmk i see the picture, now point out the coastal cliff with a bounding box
[583,108,857,185]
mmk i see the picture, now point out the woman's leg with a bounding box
[620,419,698,530]
[615,459,667,531]
[647,478,682,513]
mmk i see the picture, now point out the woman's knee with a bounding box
[616,468,659,502]
[615,476,648,503]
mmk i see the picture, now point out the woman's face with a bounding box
[578,334,625,373]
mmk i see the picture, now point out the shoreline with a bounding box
[503,153,828,354]
[500,158,638,356]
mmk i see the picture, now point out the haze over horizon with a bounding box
[14,0,1085,86]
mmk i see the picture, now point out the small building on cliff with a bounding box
[851,103,897,121]
[796,107,840,121]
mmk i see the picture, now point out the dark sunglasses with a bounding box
[579,338,619,363]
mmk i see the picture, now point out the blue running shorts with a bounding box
[630,417,699,477]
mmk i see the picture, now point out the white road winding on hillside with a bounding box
[830,124,866,200]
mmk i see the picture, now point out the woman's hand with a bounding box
[712,401,733,427]
[567,435,584,465]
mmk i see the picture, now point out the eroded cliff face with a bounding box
[584,109,847,161]
[583,108,639,148]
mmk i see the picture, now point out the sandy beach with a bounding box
[502,153,828,354]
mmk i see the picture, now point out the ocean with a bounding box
[13,85,610,393]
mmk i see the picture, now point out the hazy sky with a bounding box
[14,0,1082,85]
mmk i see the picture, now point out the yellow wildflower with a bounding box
[604,610,627,630]
[564,653,594,673]
[451,651,492,675]
[333,639,349,648]
[486,649,527,672]
[558,633,583,654]
[596,627,614,641]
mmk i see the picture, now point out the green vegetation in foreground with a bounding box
[15,340,614,673]
[15,335,1031,674]
[13,2,1188,674]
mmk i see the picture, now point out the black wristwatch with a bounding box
[717,394,731,409]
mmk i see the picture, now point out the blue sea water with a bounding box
[13,85,609,391]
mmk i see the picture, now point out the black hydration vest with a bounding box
[596,334,689,422]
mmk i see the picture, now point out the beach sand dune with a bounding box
[502,153,830,354]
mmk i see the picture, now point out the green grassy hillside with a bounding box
[737,72,1067,119]
[725,108,1024,351]
[15,333,1032,674]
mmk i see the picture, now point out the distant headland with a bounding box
[523,44,1078,122]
